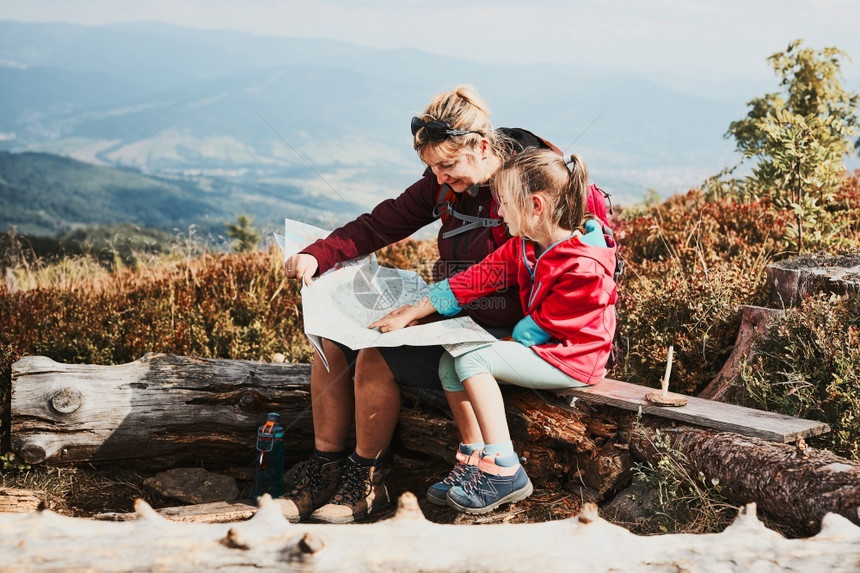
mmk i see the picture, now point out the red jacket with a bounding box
[446,231,617,384]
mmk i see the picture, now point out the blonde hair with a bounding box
[494,149,590,235]
[413,85,509,162]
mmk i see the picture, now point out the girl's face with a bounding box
[495,185,528,237]
[422,146,486,193]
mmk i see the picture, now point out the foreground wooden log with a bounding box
[1,493,859,572]
[629,426,860,535]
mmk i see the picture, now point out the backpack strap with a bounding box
[432,183,457,222]
[433,183,504,238]
[440,209,503,239]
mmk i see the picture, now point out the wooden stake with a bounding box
[646,345,687,407]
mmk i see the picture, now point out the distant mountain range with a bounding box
[0,151,358,237]
[0,20,764,235]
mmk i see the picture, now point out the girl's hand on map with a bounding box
[369,304,418,332]
[285,253,318,286]
[369,297,435,332]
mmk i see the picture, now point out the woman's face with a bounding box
[422,146,486,193]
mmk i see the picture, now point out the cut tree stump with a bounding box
[1,494,859,572]
[629,426,860,535]
[698,305,784,402]
[766,253,860,307]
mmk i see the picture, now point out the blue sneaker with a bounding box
[427,447,481,505]
[446,454,533,515]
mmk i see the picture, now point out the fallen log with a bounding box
[1,493,858,572]
[10,354,315,467]
[11,354,628,494]
[628,426,860,535]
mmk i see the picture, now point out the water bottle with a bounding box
[252,413,285,500]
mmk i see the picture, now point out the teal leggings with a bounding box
[438,341,588,392]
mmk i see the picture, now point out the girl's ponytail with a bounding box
[560,153,589,233]
[495,149,591,235]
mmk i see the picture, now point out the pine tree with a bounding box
[226,214,260,253]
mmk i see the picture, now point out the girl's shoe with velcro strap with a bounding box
[427,446,481,505]
[446,454,533,515]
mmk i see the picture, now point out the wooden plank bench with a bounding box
[555,378,830,443]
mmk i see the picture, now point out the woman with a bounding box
[281,85,558,524]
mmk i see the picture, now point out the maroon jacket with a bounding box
[301,128,552,329]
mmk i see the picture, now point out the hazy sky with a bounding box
[2,0,859,83]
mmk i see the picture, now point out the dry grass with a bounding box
[0,462,148,517]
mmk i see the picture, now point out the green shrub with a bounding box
[632,429,735,534]
[740,293,860,459]
[725,40,859,253]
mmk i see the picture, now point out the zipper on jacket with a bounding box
[522,238,535,279]
[528,280,543,309]
[524,234,576,308]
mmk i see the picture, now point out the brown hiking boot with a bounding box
[276,455,346,523]
[309,457,391,524]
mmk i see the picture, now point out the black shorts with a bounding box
[333,341,446,389]
[331,326,512,390]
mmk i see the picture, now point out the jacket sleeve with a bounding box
[428,279,462,317]
[513,315,551,346]
[446,238,520,306]
[300,175,438,275]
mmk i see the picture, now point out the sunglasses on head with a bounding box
[411,116,483,142]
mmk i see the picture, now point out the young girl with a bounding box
[369,148,617,514]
